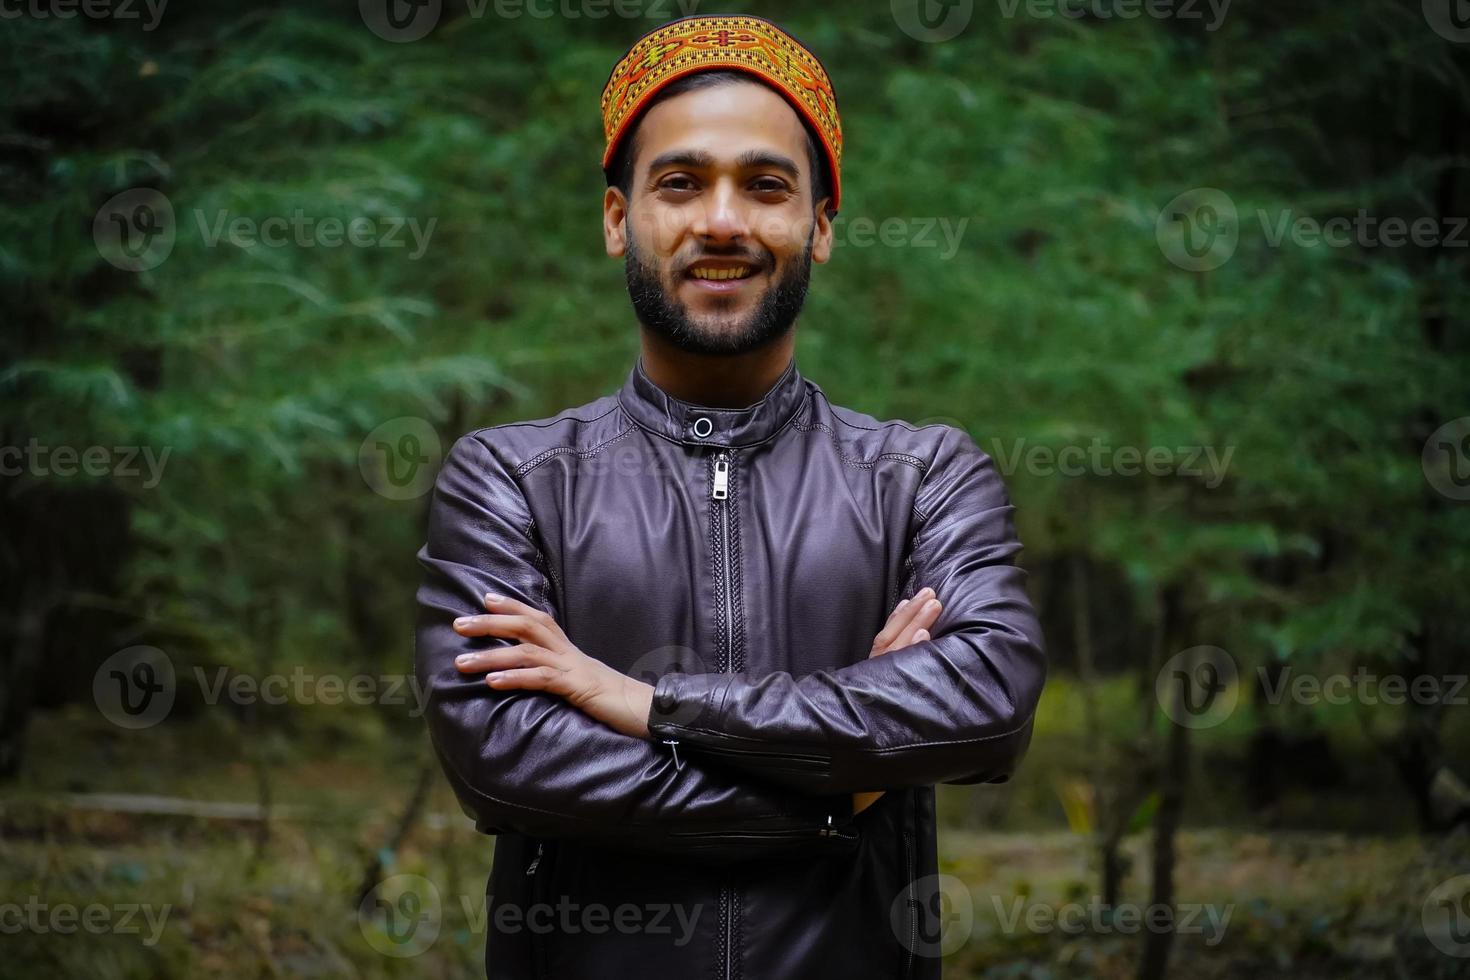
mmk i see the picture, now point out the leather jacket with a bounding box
[415,354,1047,979]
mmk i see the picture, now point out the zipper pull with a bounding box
[525,842,543,876]
[662,738,686,771]
[711,454,729,500]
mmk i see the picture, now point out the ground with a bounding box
[1,680,1466,979]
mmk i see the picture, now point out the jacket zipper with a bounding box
[713,457,831,769]
[526,841,553,980]
[712,450,734,675]
[902,828,916,978]
[711,448,736,980]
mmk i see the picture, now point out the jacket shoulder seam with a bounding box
[461,401,622,472]
[817,390,954,435]
[803,391,935,471]
[512,424,636,479]
[794,418,929,471]
[471,400,620,436]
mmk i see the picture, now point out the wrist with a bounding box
[623,676,654,739]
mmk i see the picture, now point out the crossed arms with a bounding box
[413,427,1046,860]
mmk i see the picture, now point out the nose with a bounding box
[690,178,750,243]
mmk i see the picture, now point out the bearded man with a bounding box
[415,14,1047,979]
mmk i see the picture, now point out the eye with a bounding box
[658,174,698,193]
[751,178,790,194]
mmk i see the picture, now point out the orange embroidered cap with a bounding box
[600,14,843,214]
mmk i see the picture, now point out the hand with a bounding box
[451,594,654,739]
[852,587,943,816]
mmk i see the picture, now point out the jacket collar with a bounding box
[617,353,808,449]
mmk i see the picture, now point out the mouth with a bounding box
[683,259,762,293]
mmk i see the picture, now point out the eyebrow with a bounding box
[644,148,803,182]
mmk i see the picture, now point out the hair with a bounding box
[605,70,835,219]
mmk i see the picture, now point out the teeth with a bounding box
[690,266,754,281]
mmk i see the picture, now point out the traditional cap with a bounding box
[600,15,843,214]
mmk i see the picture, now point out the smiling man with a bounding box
[415,14,1047,980]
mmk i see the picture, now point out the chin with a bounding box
[688,309,756,334]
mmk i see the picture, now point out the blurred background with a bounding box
[3,1,1469,977]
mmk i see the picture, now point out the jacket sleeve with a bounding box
[645,426,1047,794]
[416,432,859,862]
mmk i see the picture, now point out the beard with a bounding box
[623,219,814,357]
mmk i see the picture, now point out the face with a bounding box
[604,80,834,356]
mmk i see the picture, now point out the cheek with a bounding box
[751,210,811,260]
[633,206,687,257]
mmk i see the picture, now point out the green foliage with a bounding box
[2,3,1466,708]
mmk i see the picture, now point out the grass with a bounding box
[2,672,1467,978]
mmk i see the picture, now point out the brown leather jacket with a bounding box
[415,355,1047,979]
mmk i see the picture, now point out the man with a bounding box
[415,14,1047,979]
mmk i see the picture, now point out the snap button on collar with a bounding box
[617,355,807,448]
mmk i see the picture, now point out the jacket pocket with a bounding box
[678,740,833,777]
[668,823,860,847]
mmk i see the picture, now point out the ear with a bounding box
[811,199,835,264]
[604,186,628,258]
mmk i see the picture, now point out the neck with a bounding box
[638,332,795,408]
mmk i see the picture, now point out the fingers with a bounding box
[455,645,564,692]
[872,589,944,656]
[452,614,525,638]
[869,587,935,655]
[891,598,941,651]
[484,666,561,691]
[454,644,555,675]
[452,594,560,647]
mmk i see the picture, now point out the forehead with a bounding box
[632,79,809,172]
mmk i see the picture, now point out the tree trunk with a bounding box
[1098,608,1165,911]
[1138,589,1188,980]
[248,594,282,869]
[0,591,50,780]
[1072,555,1123,906]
